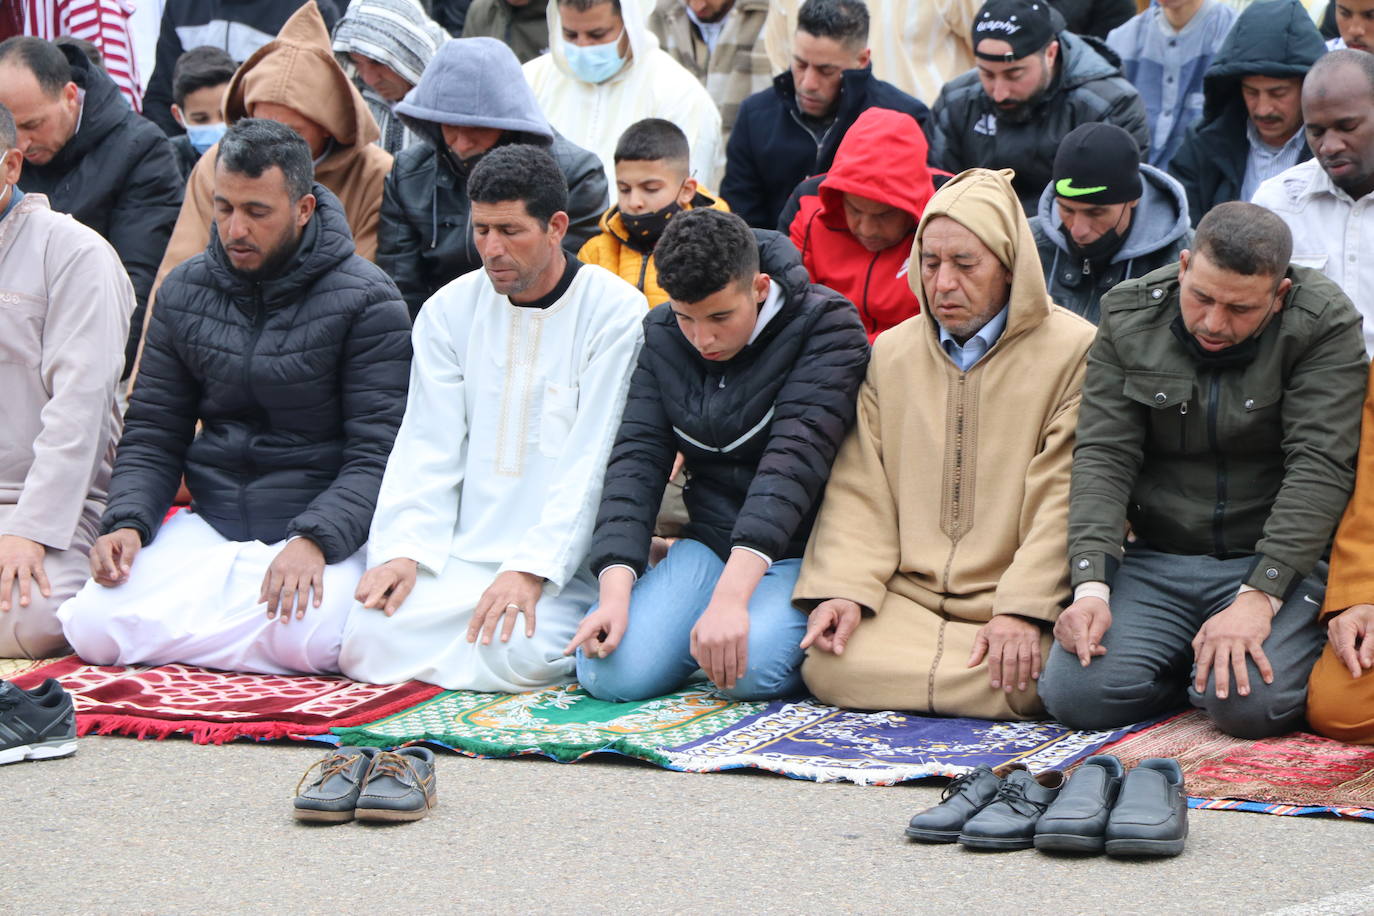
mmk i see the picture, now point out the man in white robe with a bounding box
[339,144,645,692]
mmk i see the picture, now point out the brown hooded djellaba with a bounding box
[792,168,1097,720]
[153,0,392,289]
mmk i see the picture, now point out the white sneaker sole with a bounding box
[0,739,77,765]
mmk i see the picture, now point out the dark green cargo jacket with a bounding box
[1068,261,1368,601]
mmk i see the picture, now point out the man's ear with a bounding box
[753,271,770,303]
[677,176,698,208]
[1274,276,1293,311]
[171,104,186,128]
[296,192,317,228]
[856,47,872,69]
[548,209,570,247]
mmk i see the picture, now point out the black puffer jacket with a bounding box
[1168,0,1324,225]
[378,133,607,318]
[590,231,870,576]
[18,44,183,377]
[104,185,413,564]
[929,31,1149,214]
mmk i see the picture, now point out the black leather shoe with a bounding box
[905,765,1003,843]
[1034,754,1124,853]
[293,746,380,823]
[1105,757,1188,857]
[958,767,1065,850]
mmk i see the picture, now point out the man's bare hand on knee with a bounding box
[1054,596,1112,667]
[260,537,326,623]
[0,535,50,612]
[1192,591,1274,700]
[1328,603,1374,678]
[89,528,142,588]
[970,614,1043,693]
[800,599,862,655]
[468,570,545,645]
[355,558,418,617]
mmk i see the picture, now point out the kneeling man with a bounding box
[1040,202,1367,739]
[0,103,133,658]
[793,167,1098,720]
[339,145,645,692]
[59,119,413,675]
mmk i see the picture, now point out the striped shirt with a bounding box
[23,0,142,111]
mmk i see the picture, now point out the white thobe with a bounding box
[339,263,646,691]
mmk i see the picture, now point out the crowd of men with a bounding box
[5,0,1374,747]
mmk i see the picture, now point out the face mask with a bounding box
[1065,225,1127,268]
[563,31,627,84]
[185,121,229,154]
[1169,314,1264,368]
[620,199,683,253]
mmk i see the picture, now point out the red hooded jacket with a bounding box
[781,107,940,342]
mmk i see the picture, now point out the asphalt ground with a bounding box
[3,735,1373,915]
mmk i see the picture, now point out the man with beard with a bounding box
[58,119,413,676]
[339,144,644,691]
[1038,201,1367,739]
[1030,123,1192,323]
[1253,50,1374,355]
[928,0,1148,214]
[378,37,606,317]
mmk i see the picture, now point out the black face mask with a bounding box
[621,200,683,254]
[1169,314,1264,368]
[1065,225,1128,268]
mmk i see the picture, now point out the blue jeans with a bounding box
[576,539,808,702]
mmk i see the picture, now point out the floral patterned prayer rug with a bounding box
[1101,710,1374,820]
[333,685,1146,786]
[0,656,57,680]
[9,656,444,744]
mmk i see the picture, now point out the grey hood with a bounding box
[1035,163,1191,263]
[332,0,449,86]
[394,37,554,148]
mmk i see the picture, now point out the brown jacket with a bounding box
[792,168,1096,716]
[1321,366,1374,618]
[153,0,392,294]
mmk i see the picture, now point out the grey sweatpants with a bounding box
[1039,544,1326,739]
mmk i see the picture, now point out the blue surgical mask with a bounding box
[185,121,229,154]
[562,30,627,84]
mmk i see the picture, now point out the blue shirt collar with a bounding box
[938,304,1009,371]
[0,186,23,223]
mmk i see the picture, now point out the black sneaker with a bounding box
[0,678,76,765]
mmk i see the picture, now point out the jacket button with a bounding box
[1265,567,1279,579]
[1077,558,1090,569]
[1154,392,1167,403]
[1151,288,1164,299]
[1244,398,1255,409]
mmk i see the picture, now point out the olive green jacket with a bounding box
[1068,261,1368,601]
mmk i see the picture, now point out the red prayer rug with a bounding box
[1101,710,1374,819]
[9,656,443,745]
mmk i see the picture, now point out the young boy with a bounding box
[168,46,236,179]
[579,118,729,308]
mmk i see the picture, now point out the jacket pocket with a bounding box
[1123,371,1194,455]
[539,382,579,458]
[0,291,45,369]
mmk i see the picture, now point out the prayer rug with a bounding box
[1101,710,1374,820]
[334,685,1147,786]
[9,656,444,745]
[0,656,61,680]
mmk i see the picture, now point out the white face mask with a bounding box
[562,28,627,83]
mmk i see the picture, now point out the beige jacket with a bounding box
[154,0,392,293]
[795,168,1096,626]
[0,192,131,551]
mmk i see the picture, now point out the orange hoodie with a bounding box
[786,107,937,341]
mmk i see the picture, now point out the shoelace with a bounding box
[294,751,365,797]
[939,769,982,804]
[991,779,1049,818]
[369,751,434,793]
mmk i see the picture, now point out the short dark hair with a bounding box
[468,144,569,227]
[558,0,621,13]
[173,46,236,108]
[53,35,102,70]
[0,103,15,150]
[797,0,869,49]
[614,118,689,170]
[655,209,760,304]
[216,118,314,202]
[0,37,73,96]
[1193,201,1293,283]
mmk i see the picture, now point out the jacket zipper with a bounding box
[860,253,878,334]
[237,286,268,534]
[1206,372,1227,555]
[637,256,650,292]
[1179,400,1188,451]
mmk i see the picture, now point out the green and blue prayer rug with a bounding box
[332,684,1145,786]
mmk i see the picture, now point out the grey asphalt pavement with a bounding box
[1,736,1371,915]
